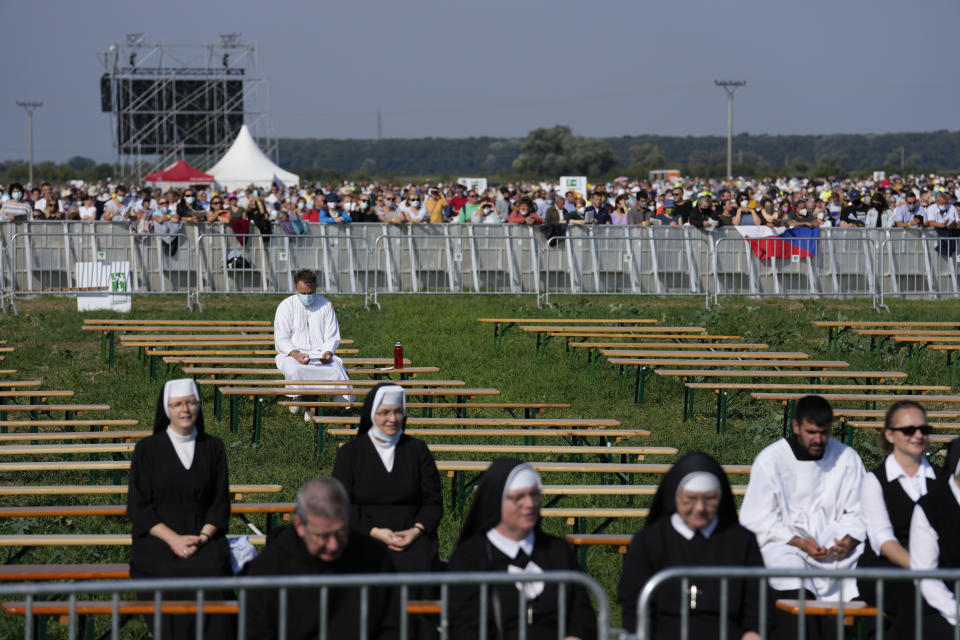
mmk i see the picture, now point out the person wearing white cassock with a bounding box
[274,269,351,407]
[739,395,866,640]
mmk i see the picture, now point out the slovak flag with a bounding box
[735,226,819,259]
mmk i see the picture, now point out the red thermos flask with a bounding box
[394,342,404,369]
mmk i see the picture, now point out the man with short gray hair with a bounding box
[244,477,397,639]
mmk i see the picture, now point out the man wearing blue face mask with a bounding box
[274,269,352,412]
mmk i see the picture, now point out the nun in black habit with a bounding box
[332,382,443,572]
[126,378,234,639]
[447,458,597,640]
[617,451,763,640]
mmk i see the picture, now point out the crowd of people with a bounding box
[125,277,960,639]
[2,174,959,239]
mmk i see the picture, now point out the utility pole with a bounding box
[714,81,745,179]
[377,108,382,140]
[900,146,904,170]
[16,101,43,186]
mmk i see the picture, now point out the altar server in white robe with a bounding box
[740,395,866,639]
[274,269,351,406]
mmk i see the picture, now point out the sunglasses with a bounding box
[158,201,167,205]
[888,425,933,436]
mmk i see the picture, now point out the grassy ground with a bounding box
[0,292,958,634]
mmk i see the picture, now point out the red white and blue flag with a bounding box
[735,226,819,259]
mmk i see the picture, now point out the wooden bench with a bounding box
[607,358,850,404]
[0,501,298,533]
[813,320,960,353]
[0,484,282,500]
[0,403,110,426]
[0,430,149,443]
[683,382,951,434]
[221,386,501,443]
[279,400,571,419]
[317,414,632,447]
[752,392,960,436]
[83,319,273,326]
[0,380,41,389]
[775,599,878,628]
[476,317,658,345]
[152,355,404,380]
[326,428,650,444]
[0,533,266,546]
[519,325,705,355]
[436,460,751,520]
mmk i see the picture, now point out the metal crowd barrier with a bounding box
[636,566,960,640]
[368,225,541,308]
[878,232,960,309]
[6,231,195,308]
[541,226,712,308]
[4,223,960,312]
[0,570,610,640]
[712,232,879,306]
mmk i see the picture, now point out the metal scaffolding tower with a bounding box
[99,33,275,181]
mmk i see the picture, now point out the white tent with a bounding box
[207,125,299,191]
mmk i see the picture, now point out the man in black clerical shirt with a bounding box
[244,477,398,640]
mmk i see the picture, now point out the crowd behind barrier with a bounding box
[2,221,960,312]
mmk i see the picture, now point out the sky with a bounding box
[1,0,957,163]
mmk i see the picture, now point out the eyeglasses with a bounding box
[211,201,222,205]
[157,201,167,205]
[888,425,933,436]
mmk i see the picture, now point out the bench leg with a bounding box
[634,366,648,404]
[230,396,240,435]
[214,386,222,421]
[107,332,115,369]
[252,396,263,444]
[782,400,795,438]
[315,419,324,455]
[719,390,729,435]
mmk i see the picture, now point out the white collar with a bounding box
[884,454,936,482]
[366,430,397,472]
[486,528,535,560]
[670,512,719,540]
[166,427,197,443]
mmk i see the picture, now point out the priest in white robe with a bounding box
[274,269,351,405]
[740,395,866,639]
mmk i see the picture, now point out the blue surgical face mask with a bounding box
[252,190,259,197]
[297,293,316,306]
[11,192,22,201]
[185,196,195,205]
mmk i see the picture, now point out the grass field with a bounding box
[0,292,958,634]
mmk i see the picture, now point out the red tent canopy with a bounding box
[144,160,214,185]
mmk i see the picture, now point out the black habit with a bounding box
[332,432,443,572]
[617,451,762,639]
[448,458,597,640]
[448,531,597,640]
[242,524,398,640]
[126,430,233,639]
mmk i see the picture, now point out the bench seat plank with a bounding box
[313,416,621,428]
[686,383,950,392]
[655,370,905,379]
[0,484,282,497]
[326,428,648,438]
[611,359,848,368]
[0,534,266,546]
[601,350,808,359]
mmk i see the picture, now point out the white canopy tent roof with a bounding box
[207,125,299,191]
